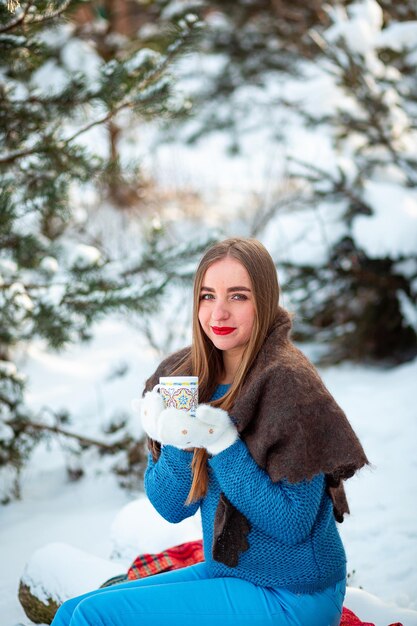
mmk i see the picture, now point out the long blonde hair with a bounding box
[172,238,280,502]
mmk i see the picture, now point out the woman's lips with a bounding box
[211,326,236,335]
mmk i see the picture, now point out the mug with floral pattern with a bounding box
[153,376,198,417]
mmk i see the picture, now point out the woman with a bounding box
[52,237,368,626]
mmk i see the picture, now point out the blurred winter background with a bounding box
[1,0,416,624]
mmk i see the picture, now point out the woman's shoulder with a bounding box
[249,334,323,392]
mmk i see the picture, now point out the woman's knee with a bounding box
[70,597,105,626]
[51,597,78,626]
[51,584,117,625]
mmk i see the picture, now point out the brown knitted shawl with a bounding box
[143,306,369,568]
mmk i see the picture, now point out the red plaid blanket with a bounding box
[127,540,402,626]
[340,607,402,626]
[127,539,204,580]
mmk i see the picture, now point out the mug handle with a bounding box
[152,384,160,393]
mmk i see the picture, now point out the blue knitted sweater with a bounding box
[144,386,347,593]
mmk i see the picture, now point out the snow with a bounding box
[21,543,124,605]
[352,182,417,258]
[325,0,383,54]
[345,588,417,626]
[125,48,161,74]
[39,257,59,275]
[376,21,417,52]
[321,359,417,612]
[398,291,417,332]
[327,16,376,55]
[0,360,19,378]
[0,458,130,623]
[109,497,201,561]
[161,1,203,21]
[262,202,349,268]
[0,259,18,274]
[67,243,102,270]
[61,38,102,87]
[22,317,155,438]
[30,60,70,97]
[0,418,14,442]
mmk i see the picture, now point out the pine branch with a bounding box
[30,0,72,24]
[0,146,39,166]
[0,281,65,291]
[288,157,369,209]
[0,0,33,34]
[0,392,17,411]
[0,20,197,166]
[64,46,184,147]
[308,32,417,187]
[0,0,72,34]
[4,417,132,452]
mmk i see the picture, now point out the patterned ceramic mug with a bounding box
[154,376,199,417]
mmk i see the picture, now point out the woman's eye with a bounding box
[199,293,248,301]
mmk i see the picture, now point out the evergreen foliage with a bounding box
[157,0,417,364]
[163,0,417,141]
[0,0,206,502]
[151,0,336,143]
[284,4,417,363]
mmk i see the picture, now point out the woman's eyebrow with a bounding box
[200,286,251,292]
[228,286,251,293]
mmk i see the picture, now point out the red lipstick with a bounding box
[211,326,236,335]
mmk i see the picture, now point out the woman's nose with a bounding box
[212,300,230,321]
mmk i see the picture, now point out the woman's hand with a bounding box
[139,390,238,455]
[139,389,165,441]
[195,404,239,455]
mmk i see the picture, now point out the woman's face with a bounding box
[198,257,256,357]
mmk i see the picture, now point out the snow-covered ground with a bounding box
[1,317,416,626]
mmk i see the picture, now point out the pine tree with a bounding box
[0,0,206,502]
[157,0,417,365]
[282,1,417,364]
[149,0,368,148]
[68,0,197,206]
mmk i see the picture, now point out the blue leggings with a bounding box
[51,563,346,626]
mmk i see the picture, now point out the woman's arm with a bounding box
[208,439,324,545]
[144,445,201,523]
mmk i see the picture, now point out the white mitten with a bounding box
[137,390,238,455]
[156,406,209,449]
[155,405,238,454]
[138,390,165,440]
[195,404,239,455]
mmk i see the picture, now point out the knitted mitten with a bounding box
[195,404,238,455]
[139,390,238,454]
[139,390,165,441]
